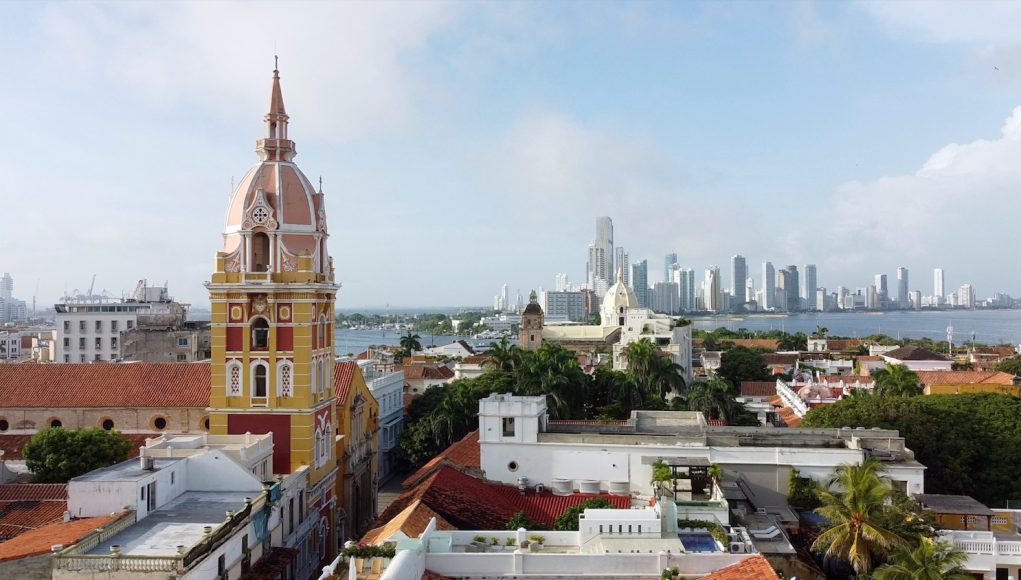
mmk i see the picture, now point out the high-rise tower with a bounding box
[206,64,339,554]
[934,268,945,305]
[804,264,817,311]
[762,262,775,311]
[896,267,909,308]
[587,217,614,297]
[730,255,747,309]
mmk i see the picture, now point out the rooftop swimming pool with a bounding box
[679,532,719,552]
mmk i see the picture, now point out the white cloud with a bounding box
[823,106,1021,291]
[483,110,763,276]
[38,1,463,142]
[858,1,1021,45]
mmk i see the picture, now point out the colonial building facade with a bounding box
[206,64,341,566]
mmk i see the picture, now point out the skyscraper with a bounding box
[676,268,695,312]
[804,264,817,311]
[730,255,747,309]
[704,266,722,312]
[784,265,800,312]
[664,253,678,283]
[875,274,888,302]
[0,273,11,302]
[776,269,789,312]
[632,260,649,308]
[762,262,775,311]
[652,281,679,314]
[934,268,945,304]
[896,267,909,308]
[587,217,614,296]
[615,247,630,288]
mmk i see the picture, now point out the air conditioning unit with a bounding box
[730,542,746,553]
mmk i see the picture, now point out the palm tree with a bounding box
[873,538,971,580]
[650,356,686,399]
[399,331,422,357]
[873,364,922,397]
[623,339,657,386]
[484,336,520,372]
[814,326,829,338]
[685,377,738,423]
[813,458,908,576]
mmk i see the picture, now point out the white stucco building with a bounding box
[476,394,926,501]
[359,359,405,484]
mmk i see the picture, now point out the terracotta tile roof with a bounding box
[333,361,358,406]
[702,554,779,579]
[548,419,630,426]
[706,419,728,427]
[0,512,124,562]
[0,484,67,502]
[402,430,481,489]
[400,364,455,381]
[777,406,801,428]
[768,395,783,407]
[0,363,210,407]
[916,370,1016,386]
[361,499,455,544]
[816,375,874,385]
[857,355,883,361]
[0,484,70,541]
[372,466,629,536]
[825,339,867,351]
[764,353,799,365]
[733,339,780,350]
[741,381,777,397]
[0,434,156,460]
[461,354,489,365]
[884,345,949,362]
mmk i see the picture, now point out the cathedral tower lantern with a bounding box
[206,62,339,560]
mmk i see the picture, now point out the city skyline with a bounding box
[4,2,1021,307]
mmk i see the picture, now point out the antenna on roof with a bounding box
[318,176,323,194]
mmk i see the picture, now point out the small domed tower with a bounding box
[519,290,544,351]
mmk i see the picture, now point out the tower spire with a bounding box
[258,59,295,162]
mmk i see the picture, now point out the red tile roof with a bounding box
[372,466,629,536]
[0,484,69,541]
[0,433,158,460]
[776,406,802,427]
[0,363,210,407]
[461,354,490,365]
[764,354,799,365]
[402,430,481,489]
[702,555,779,579]
[0,512,124,562]
[361,499,456,545]
[400,364,455,381]
[915,370,1016,386]
[244,547,298,580]
[0,484,67,502]
[740,381,777,397]
[333,361,358,406]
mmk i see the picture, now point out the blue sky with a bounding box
[2,1,1020,308]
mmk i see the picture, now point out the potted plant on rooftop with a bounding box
[528,534,546,551]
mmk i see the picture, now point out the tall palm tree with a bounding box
[650,356,686,398]
[484,336,520,373]
[873,538,971,580]
[623,338,657,386]
[685,377,737,423]
[813,458,908,576]
[873,364,922,397]
[399,331,422,357]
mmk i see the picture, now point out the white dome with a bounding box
[601,267,638,326]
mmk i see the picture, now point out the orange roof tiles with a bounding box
[400,364,455,381]
[402,430,481,489]
[702,555,779,579]
[916,370,1016,386]
[0,363,210,408]
[372,466,629,536]
[334,361,358,406]
[777,406,802,427]
[741,381,777,397]
[0,484,69,541]
[884,345,949,362]
[0,512,124,562]
[361,499,455,545]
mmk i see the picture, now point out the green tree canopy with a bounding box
[802,393,1021,506]
[995,355,1021,377]
[812,459,908,576]
[873,364,923,397]
[717,346,771,387]
[24,427,133,483]
[873,538,971,580]
[554,497,614,531]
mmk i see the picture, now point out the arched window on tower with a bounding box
[226,360,243,397]
[251,317,270,350]
[278,359,293,397]
[252,233,270,272]
[252,361,269,402]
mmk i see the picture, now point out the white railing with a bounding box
[60,512,137,555]
[775,380,809,416]
[55,555,180,572]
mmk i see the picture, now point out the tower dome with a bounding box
[601,266,638,327]
[220,62,329,275]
